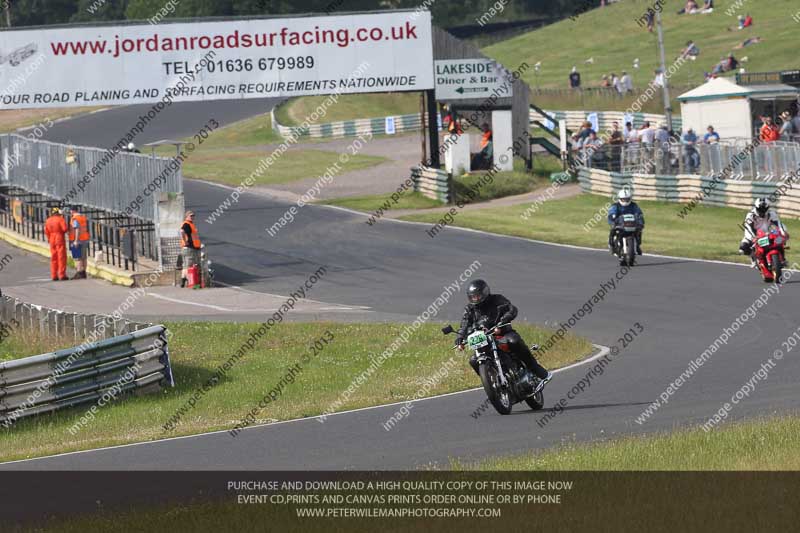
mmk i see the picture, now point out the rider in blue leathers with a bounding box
[607,188,645,255]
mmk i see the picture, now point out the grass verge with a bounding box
[400,193,800,264]
[275,93,420,126]
[484,0,797,91]
[0,107,104,133]
[321,191,443,212]
[149,112,385,187]
[457,415,800,470]
[0,321,592,463]
[181,148,385,187]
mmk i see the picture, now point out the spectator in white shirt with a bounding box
[653,69,665,88]
[621,71,633,93]
[624,122,638,143]
[639,122,656,145]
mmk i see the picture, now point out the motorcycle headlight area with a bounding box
[467,331,489,349]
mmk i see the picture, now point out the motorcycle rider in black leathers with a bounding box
[455,280,552,391]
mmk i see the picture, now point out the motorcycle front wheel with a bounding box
[771,254,783,284]
[479,364,512,415]
[624,236,636,266]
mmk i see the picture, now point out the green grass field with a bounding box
[275,93,421,126]
[0,321,592,463]
[180,148,385,187]
[460,415,800,470]
[400,192,800,263]
[277,1,796,120]
[486,0,797,91]
[147,113,386,187]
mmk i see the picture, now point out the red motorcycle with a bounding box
[753,225,789,283]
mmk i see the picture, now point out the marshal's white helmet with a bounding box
[618,188,632,207]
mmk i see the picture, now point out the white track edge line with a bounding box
[0,344,609,466]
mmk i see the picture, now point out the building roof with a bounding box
[678,77,751,101]
[679,77,799,102]
[744,84,800,99]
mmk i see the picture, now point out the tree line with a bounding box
[3,0,600,28]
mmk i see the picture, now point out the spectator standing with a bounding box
[569,67,581,89]
[704,125,720,143]
[652,69,665,88]
[791,111,800,138]
[639,122,656,172]
[624,122,638,144]
[612,73,624,96]
[44,207,69,282]
[654,123,672,172]
[682,128,700,172]
[621,71,633,93]
[779,111,796,141]
[645,10,655,32]
[180,210,201,288]
[69,205,90,280]
[609,122,624,171]
[639,122,655,146]
[759,116,780,143]
[586,132,608,169]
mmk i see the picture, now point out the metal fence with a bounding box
[0,294,173,426]
[575,139,800,181]
[0,188,158,270]
[0,133,181,223]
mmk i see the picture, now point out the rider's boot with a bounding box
[534,371,553,394]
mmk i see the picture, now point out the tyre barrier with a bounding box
[412,166,451,204]
[578,168,800,218]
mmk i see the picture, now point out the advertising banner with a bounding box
[0,12,433,109]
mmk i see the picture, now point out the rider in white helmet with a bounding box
[607,188,645,255]
[739,197,787,268]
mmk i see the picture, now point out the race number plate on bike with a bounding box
[467,331,489,349]
[757,236,770,247]
[622,214,637,231]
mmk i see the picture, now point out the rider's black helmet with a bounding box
[467,279,490,306]
[755,197,769,217]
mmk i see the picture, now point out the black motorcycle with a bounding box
[612,213,642,266]
[443,322,544,415]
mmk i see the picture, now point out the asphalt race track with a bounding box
[3,174,799,470]
[36,97,282,148]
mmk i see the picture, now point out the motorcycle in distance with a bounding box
[442,321,544,415]
[753,225,789,283]
[611,213,642,267]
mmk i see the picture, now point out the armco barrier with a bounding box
[577,168,800,218]
[0,294,173,425]
[271,99,680,141]
[270,108,423,139]
[530,109,682,134]
[412,166,450,203]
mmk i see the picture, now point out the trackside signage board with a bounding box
[434,59,513,100]
[0,12,433,109]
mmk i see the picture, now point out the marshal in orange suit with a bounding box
[44,207,69,281]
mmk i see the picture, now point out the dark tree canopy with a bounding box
[5,0,600,27]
